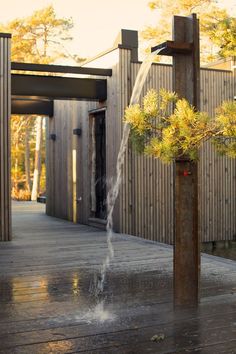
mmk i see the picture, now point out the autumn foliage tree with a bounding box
[141,0,236,62]
[0,6,75,200]
[0,5,74,64]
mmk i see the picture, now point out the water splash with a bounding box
[96,52,158,294]
[82,300,116,324]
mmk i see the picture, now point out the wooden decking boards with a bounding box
[0,202,235,353]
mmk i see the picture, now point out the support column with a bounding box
[172,15,200,307]
[174,158,199,306]
[0,33,11,241]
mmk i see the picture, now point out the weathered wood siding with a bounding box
[46,100,98,222]
[46,101,94,223]
[47,46,236,244]
[120,58,235,243]
[120,58,174,243]
[199,69,235,242]
[47,49,120,227]
[46,102,73,221]
[0,34,11,241]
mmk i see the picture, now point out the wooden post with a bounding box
[0,33,12,241]
[172,15,200,307]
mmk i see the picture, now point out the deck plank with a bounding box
[0,202,235,353]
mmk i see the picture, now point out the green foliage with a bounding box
[124,89,236,163]
[129,129,147,154]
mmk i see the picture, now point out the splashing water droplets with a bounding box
[82,300,116,324]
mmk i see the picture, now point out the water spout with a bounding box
[94,51,161,301]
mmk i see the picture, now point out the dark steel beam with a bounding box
[0,33,11,38]
[12,98,53,117]
[11,74,107,101]
[11,62,112,77]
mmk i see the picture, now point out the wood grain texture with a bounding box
[124,60,235,244]
[0,202,235,353]
[0,35,11,241]
[172,14,200,307]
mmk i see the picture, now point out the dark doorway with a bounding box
[90,112,107,220]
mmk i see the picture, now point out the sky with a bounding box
[1,0,236,60]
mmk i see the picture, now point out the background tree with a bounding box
[0,6,76,200]
[202,13,236,58]
[11,116,35,200]
[141,0,236,63]
[31,117,43,201]
[0,5,73,64]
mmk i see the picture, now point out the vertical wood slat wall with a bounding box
[101,51,120,230]
[46,100,97,223]
[120,57,235,243]
[49,47,236,244]
[0,34,11,241]
[46,49,120,227]
[120,57,174,244]
[199,69,235,242]
[46,102,73,221]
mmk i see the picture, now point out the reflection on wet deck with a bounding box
[0,202,235,353]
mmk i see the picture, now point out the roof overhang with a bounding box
[11,62,112,77]
[12,97,53,117]
[11,61,110,116]
[11,74,107,101]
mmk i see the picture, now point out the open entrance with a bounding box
[11,115,47,203]
[0,59,110,241]
[90,110,107,220]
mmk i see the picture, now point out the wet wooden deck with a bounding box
[0,202,235,353]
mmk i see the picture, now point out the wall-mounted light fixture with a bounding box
[73,128,82,136]
[49,133,56,141]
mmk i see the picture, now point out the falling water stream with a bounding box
[89,51,160,322]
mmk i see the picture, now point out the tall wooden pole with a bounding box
[172,15,200,307]
[0,33,11,241]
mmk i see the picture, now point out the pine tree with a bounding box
[124,89,236,162]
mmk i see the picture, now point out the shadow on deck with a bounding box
[0,202,235,353]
